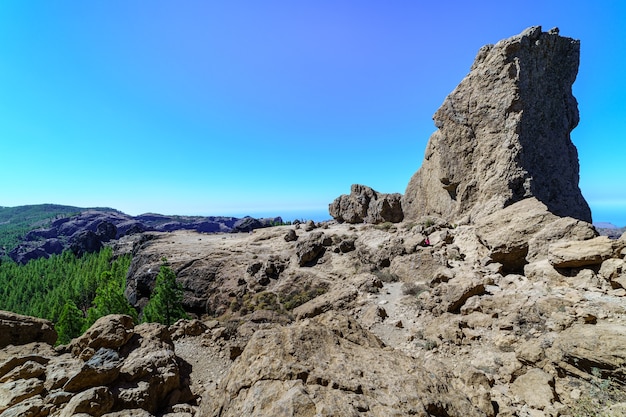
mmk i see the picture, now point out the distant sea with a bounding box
[590,204,626,229]
[227,208,332,223]
[226,206,625,228]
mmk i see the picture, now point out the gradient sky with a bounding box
[1,1,625,224]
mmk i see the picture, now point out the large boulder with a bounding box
[548,236,617,268]
[475,198,596,273]
[329,184,403,224]
[0,311,57,348]
[403,26,591,223]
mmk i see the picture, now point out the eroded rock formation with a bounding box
[403,26,591,223]
[0,314,195,416]
[329,184,403,224]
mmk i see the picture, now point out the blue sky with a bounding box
[1,1,625,224]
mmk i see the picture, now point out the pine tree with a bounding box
[142,261,188,325]
[56,300,85,345]
[84,271,138,330]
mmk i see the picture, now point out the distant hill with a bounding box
[595,224,626,239]
[0,204,283,263]
[0,204,117,257]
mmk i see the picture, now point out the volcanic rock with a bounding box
[403,26,591,223]
[475,198,597,272]
[8,209,282,264]
[329,184,403,224]
[548,236,618,268]
[0,311,57,348]
[0,313,195,416]
[202,311,485,417]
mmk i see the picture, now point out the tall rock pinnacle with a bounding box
[403,26,591,223]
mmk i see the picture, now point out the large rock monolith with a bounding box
[403,26,591,223]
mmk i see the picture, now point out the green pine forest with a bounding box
[0,247,189,345]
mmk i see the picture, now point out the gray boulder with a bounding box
[403,26,591,223]
[329,184,403,224]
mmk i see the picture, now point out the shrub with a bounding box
[374,222,394,231]
[281,286,328,310]
[570,369,626,417]
[401,282,428,297]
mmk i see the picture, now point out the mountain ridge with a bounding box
[1,204,283,264]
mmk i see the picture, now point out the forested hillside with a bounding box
[0,247,134,343]
[0,204,85,257]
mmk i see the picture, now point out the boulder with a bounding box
[66,315,135,357]
[115,323,183,413]
[295,231,328,266]
[548,236,616,268]
[0,378,44,412]
[63,348,122,392]
[403,26,591,223]
[329,184,403,224]
[475,198,596,272]
[554,323,626,381]
[509,368,556,410]
[58,386,114,417]
[0,311,57,348]
[475,198,558,272]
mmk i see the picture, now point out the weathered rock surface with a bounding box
[0,311,57,348]
[202,311,485,417]
[403,26,591,223]
[553,323,626,381]
[329,184,403,224]
[475,198,597,272]
[0,314,195,416]
[548,236,619,268]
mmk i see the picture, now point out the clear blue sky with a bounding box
[1,1,625,224]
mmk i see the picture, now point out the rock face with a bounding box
[0,311,57,348]
[329,184,403,224]
[403,26,591,223]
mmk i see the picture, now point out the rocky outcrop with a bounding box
[0,311,57,348]
[0,314,196,416]
[5,211,626,416]
[329,184,403,224]
[403,26,591,224]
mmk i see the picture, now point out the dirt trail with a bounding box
[368,282,420,351]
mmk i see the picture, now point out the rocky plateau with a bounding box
[2,26,625,417]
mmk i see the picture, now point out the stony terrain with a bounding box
[3,216,626,416]
[1,26,625,416]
